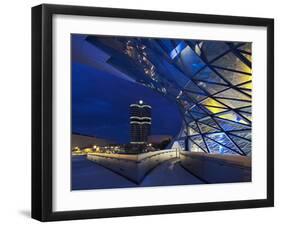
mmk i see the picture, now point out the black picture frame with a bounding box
[32,4,274,222]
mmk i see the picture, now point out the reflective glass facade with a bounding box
[86,36,252,156]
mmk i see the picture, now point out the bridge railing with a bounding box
[87,149,177,184]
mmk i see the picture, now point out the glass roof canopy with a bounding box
[86,36,252,156]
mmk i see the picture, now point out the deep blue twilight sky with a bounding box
[72,34,183,144]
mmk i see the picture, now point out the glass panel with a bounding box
[205,138,238,155]
[184,116,193,124]
[188,121,200,132]
[190,105,206,113]
[194,43,202,56]
[238,43,252,53]
[215,98,251,109]
[196,81,228,95]
[189,135,208,152]
[215,69,252,86]
[188,138,206,152]
[228,135,251,155]
[169,41,187,59]
[188,127,199,135]
[241,90,252,96]
[241,53,252,61]
[229,130,251,140]
[176,45,205,76]
[186,92,207,102]
[198,116,220,128]
[216,111,249,124]
[179,99,193,110]
[193,67,227,84]
[239,112,252,121]
[238,82,252,89]
[201,41,229,62]
[215,118,251,131]
[184,80,206,94]
[212,52,251,74]
[206,133,242,154]
[201,97,225,107]
[204,106,227,114]
[214,88,251,101]
[197,122,220,133]
[239,106,252,113]
[190,111,207,119]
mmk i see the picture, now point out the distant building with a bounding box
[147,135,172,144]
[130,100,151,144]
[71,133,116,150]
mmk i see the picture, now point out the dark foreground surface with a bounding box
[72,156,203,190]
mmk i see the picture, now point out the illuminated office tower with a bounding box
[130,100,151,144]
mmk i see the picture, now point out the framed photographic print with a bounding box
[32,4,274,221]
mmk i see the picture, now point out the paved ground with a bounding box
[72,156,135,190]
[141,158,203,186]
[72,156,204,190]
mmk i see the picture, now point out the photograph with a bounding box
[30,3,274,221]
[71,34,252,190]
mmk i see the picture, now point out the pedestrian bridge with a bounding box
[86,149,251,185]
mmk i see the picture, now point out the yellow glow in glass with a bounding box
[201,98,225,108]
[205,106,226,114]
[217,112,248,124]
[239,82,252,89]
